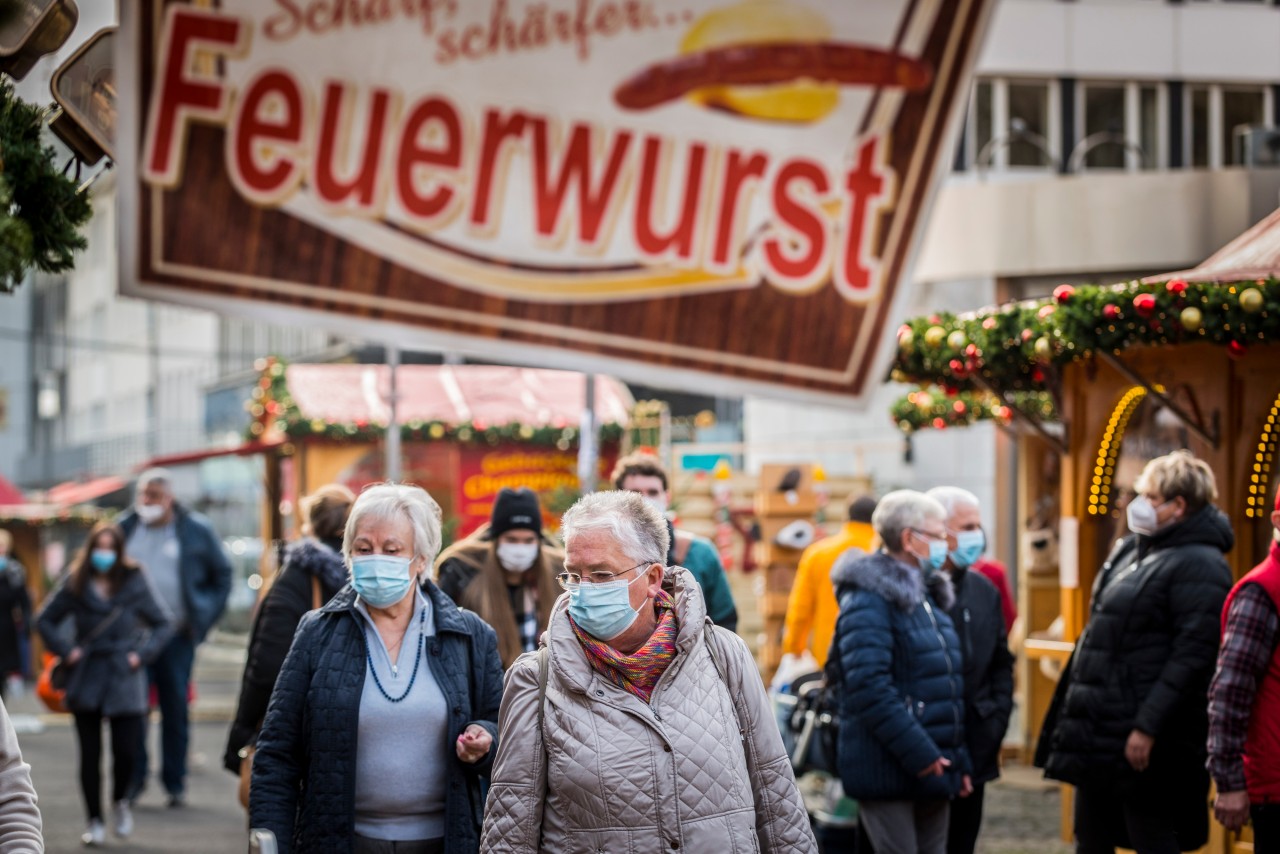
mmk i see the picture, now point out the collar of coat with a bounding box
[541,565,709,697]
[830,549,955,613]
[319,578,473,636]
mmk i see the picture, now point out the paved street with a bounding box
[8,635,249,853]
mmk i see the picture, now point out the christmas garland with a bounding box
[245,357,625,448]
[891,278,1280,393]
[0,82,91,292]
[890,387,1056,433]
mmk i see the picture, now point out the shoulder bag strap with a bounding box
[537,645,550,736]
[703,622,746,743]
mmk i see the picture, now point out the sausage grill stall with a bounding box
[891,207,1280,854]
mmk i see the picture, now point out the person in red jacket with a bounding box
[1207,486,1280,851]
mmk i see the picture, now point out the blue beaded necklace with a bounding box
[366,606,425,704]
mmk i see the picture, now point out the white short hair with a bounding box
[925,486,981,520]
[562,491,669,566]
[343,484,443,577]
[136,468,173,493]
[872,490,947,552]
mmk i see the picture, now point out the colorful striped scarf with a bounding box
[570,590,678,703]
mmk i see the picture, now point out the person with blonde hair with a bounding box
[252,483,502,854]
[436,488,565,669]
[1037,450,1233,853]
[225,483,356,784]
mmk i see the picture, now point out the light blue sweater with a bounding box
[353,590,449,841]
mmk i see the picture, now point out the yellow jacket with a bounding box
[781,521,877,667]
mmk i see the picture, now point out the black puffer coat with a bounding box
[950,567,1015,785]
[223,538,347,774]
[1036,505,1233,847]
[250,581,502,854]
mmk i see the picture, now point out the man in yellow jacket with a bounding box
[781,495,878,667]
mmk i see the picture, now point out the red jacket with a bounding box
[1220,543,1280,802]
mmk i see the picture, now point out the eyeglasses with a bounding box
[909,528,948,544]
[557,562,651,590]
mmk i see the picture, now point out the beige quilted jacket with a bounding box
[480,567,817,854]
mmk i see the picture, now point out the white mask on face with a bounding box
[642,495,669,515]
[1126,496,1171,536]
[136,503,165,525]
[496,542,539,573]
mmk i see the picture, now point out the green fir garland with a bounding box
[890,386,1056,433]
[0,81,91,292]
[891,278,1280,394]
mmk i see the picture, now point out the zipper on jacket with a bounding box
[923,600,962,748]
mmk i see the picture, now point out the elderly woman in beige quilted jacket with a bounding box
[480,490,816,854]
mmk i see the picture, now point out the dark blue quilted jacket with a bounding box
[249,580,503,854]
[828,550,969,801]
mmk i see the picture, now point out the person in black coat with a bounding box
[250,484,502,854]
[224,484,354,778]
[36,523,175,845]
[0,529,31,701]
[927,487,1015,854]
[829,489,970,854]
[1036,450,1233,854]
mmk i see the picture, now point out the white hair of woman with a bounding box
[561,490,670,566]
[872,489,948,554]
[342,483,443,578]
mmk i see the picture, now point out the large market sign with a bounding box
[119,0,993,402]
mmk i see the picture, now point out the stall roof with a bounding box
[1149,205,1280,282]
[44,476,128,506]
[284,365,633,427]
[0,475,23,506]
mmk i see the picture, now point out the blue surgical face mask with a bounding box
[912,532,949,575]
[568,570,647,641]
[949,530,986,569]
[351,555,415,608]
[0,556,7,570]
[90,550,116,573]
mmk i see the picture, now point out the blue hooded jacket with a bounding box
[828,549,969,801]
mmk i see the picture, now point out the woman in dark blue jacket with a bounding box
[250,484,503,854]
[828,489,970,854]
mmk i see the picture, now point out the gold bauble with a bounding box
[1239,287,1264,313]
[924,326,947,348]
[1179,306,1203,332]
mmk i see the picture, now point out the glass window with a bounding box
[1222,88,1265,166]
[1138,86,1159,170]
[1083,85,1127,169]
[1190,87,1210,168]
[974,81,993,165]
[1008,82,1050,167]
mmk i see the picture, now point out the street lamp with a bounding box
[49,26,115,165]
[0,0,77,81]
[975,118,1061,178]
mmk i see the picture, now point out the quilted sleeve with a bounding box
[714,628,818,854]
[249,612,319,854]
[480,653,547,854]
[463,615,504,777]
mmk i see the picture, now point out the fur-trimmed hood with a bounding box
[831,549,954,612]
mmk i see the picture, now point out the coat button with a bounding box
[663,744,672,753]
[596,689,604,697]
[669,842,680,850]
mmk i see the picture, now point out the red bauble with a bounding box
[953,401,967,414]
[1053,284,1075,304]
[928,314,942,325]
[1103,304,1120,320]
[1133,293,1157,318]
[1021,329,1034,342]
[943,385,959,398]
[1228,340,1248,360]
[982,317,997,331]
[932,417,946,430]
[1037,304,1056,321]
[1165,279,1187,296]
[1031,368,1046,383]
[948,359,969,379]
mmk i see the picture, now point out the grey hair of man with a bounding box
[135,467,173,495]
[561,491,670,566]
[872,489,948,553]
[342,483,444,579]
[925,486,981,520]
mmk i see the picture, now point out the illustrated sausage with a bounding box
[614,41,934,111]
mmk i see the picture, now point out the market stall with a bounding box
[892,208,1280,854]
[246,360,632,542]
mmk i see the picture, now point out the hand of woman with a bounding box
[1124,729,1154,771]
[127,652,141,670]
[455,724,493,764]
[65,647,83,666]
[917,756,950,778]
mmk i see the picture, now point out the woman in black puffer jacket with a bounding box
[1036,451,1233,853]
[224,484,354,777]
